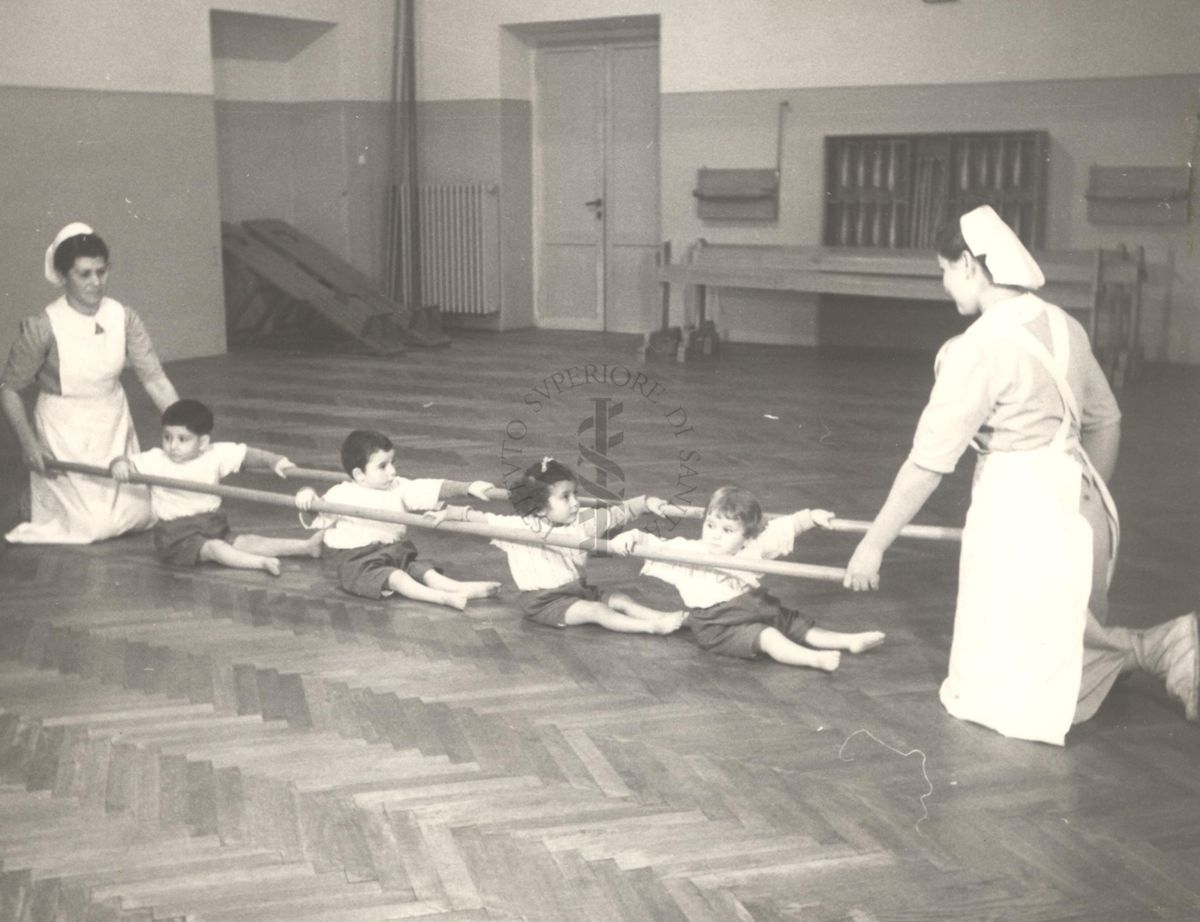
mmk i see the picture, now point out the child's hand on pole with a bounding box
[608,529,646,556]
[274,457,295,479]
[109,458,132,483]
[809,509,835,529]
[468,480,497,501]
[794,508,834,532]
[294,487,318,511]
[422,508,450,526]
[646,496,676,517]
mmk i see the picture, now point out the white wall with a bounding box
[414,0,1200,100]
[0,0,393,100]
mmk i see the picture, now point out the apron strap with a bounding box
[995,308,1121,579]
[1000,311,1079,446]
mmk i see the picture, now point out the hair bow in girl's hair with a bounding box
[541,456,554,473]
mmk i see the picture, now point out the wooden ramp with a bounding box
[243,219,451,349]
[221,222,407,356]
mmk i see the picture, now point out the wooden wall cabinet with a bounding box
[1086,165,1192,225]
[694,168,780,221]
[823,130,1048,249]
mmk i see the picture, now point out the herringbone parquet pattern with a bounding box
[0,332,1197,921]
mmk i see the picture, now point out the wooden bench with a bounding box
[647,241,1145,387]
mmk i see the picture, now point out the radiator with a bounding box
[387,182,500,315]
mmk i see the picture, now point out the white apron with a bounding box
[938,305,1117,746]
[6,298,152,544]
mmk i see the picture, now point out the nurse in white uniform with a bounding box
[844,205,1197,745]
[1,223,180,544]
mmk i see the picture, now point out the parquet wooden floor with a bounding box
[0,331,1197,921]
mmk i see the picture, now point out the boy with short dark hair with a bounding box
[110,398,322,575]
[295,429,501,610]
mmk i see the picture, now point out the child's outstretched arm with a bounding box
[748,508,836,561]
[438,479,500,502]
[789,508,835,533]
[422,503,474,526]
[243,446,294,478]
[579,494,667,538]
[644,496,680,518]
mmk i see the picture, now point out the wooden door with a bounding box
[604,43,660,333]
[535,42,659,331]
[536,46,605,330]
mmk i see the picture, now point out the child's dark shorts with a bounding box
[518,579,607,627]
[153,511,234,567]
[687,588,815,659]
[329,540,438,599]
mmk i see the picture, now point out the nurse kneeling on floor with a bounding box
[1,222,180,544]
[843,205,1198,746]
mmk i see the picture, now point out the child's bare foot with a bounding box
[845,631,886,654]
[438,592,469,611]
[813,650,841,672]
[651,610,686,634]
[261,557,282,577]
[459,580,502,599]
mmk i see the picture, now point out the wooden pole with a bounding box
[829,518,961,542]
[650,503,962,542]
[279,466,591,507]
[260,467,963,541]
[280,465,605,507]
[49,461,847,583]
[281,465,346,484]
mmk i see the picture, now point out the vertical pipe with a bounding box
[451,186,456,311]
[434,185,444,310]
[426,185,435,309]
[474,186,484,313]
[402,0,421,310]
[384,0,402,300]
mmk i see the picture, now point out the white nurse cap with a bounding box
[960,205,1044,290]
[44,221,95,285]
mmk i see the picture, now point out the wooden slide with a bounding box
[221,222,403,355]
[244,219,451,348]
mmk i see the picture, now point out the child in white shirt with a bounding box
[471,457,684,634]
[627,486,885,670]
[110,399,322,575]
[295,429,500,610]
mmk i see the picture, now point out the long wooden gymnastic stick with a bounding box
[282,465,522,504]
[652,503,963,542]
[280,466,960,539]
[48,460,847,582]
[284,465,617,508]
